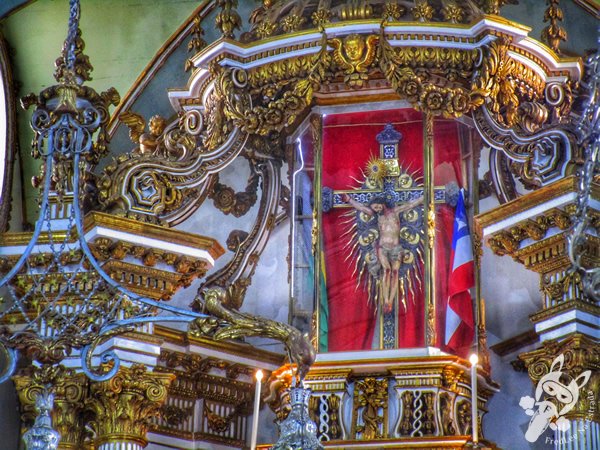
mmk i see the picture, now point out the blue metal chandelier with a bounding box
[0,0,209,386]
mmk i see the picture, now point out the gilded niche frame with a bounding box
[102,13,583,351]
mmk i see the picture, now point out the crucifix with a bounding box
[322,123,454,349]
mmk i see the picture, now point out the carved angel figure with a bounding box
[120,111,167,156]
[329,33,378,88]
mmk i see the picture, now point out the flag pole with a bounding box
[472,140,481,359]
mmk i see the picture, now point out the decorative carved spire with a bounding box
[542,0,567,54]
[215,0,241,40]
[54,27,93,84]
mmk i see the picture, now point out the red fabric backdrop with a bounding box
[323,109,424,351]
[322,111,465,352]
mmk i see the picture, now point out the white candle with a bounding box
[250,369,264,450]
[469,354,479,446]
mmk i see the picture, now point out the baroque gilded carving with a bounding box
[86,364,174,448]
[120,112,177,158]
[327,394,343,440]
[245,1,513,40]
[474,106,578,193]
[329,34,378,88]
[439,392,457,435]
[209,161,259,218]
[99,66,250,224]
[215,0,241,39]
[196,157,282,309]
[352,377,388,439]
[153,346,256,446]
[159,349,255,381]
[191,287,315,379]
[397,390,437,437]
[456,399,473,435]
[540,270,583,306]
[307,392,343,441]
[185,16,207,72]
[89,238,210,300]
[204,402,244,433]
[542,0,567,54]
[159,403,194,427]
[487,209,574,258]
[412,0,435,22]
[14,367,89,449]
[105,18,577,228]
[518,333,599,422]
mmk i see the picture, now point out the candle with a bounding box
[469,354,479,446]
[250,369,264,450]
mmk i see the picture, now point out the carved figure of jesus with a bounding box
[341,193,423,313]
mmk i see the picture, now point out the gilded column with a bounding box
[86,364,175,450]
[13,368,89,449]
[423,111,436,347]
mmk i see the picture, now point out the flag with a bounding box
[445,189,475,356]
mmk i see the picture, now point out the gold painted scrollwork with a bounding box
[518,334,599,422]
[14,366,90,449]
[86,364,175,448]
[99,66,250,224]
[209,162,259,218]
[377,26,487,118]
[225,36,329,136]
[192,287,315,380]
[352,377,388,439]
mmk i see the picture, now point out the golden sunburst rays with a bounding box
[339,159,427,314]
[366,156,387,186]
[399,278,407,311]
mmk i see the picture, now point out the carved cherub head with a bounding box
[344,34,366,62]
[149,115,167,136]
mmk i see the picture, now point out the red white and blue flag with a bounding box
[445,189,475,356]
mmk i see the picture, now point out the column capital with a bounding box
[13,367,89,449]
[86,364,175,448]
[518,333,599,422]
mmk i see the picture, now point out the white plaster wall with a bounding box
[480,245,541,340]
[242,222,291,354]
[169,157,262,316]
